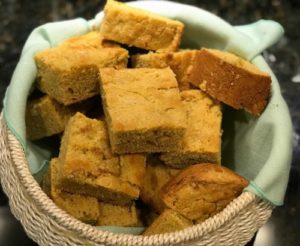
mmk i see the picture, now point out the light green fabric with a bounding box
[2,0,292,234]
[3,18,90,176]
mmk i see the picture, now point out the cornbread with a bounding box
[100,0,184,52]
[120,155,147,189]
[26,95,94,140]
[143,209,192,236]
[35,46,128,105]
[26,95,73,140]
[59,31,119,49]
[140,156,179,212]
[58,112,146,205]
[187,48,271,115]
[161,164,249,221]
[99,67,187,154]
[97,202,141,227]
[43,158,99,224]
[132,50,197,90]
[160,90,222,168]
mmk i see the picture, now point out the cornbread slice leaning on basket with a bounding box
[43,158,100,225]
[143,164,248,235]
[22,0,274,235]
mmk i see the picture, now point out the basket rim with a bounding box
[0,114,274,245]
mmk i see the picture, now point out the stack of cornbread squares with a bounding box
[26,0,271,235]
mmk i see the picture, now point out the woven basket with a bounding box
[0,113,273,246]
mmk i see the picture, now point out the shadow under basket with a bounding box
[0,114,273,246]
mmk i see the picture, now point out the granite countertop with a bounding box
[0,0,299,245]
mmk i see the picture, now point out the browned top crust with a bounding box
[187,48,271,115]
[35,46,128,71]
[58,31,119,49]
[100,0,184,52]
[161,163,249,221]
[99,67,187,133]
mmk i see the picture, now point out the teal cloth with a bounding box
[2,0,292,234]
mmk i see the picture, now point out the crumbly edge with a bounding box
[188,49,271,115]
[207,49,270,76]
[60,176,136,206]
[131,51,192,90]
[158,23,184,53]
[101,0,184,52]
[26,96,74,140]
[161,181,246,221]
[160,151,221,168]
[44,159,100,224]
[36,56,99,105]
[97,202,140,227]
[35,57,65,103]
[109,127,186,154]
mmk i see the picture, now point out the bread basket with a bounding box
[0,1,292,245]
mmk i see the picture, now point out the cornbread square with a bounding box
[100,0,184,52]
[35,46,128,105]
[132,50,197,90]
[187,48,271,115]
[26,95,93,140]
[26,95,72,140]
[58,112,146,205]
[58,31,120,49]
[99,67,187,154]
[140,156,179,212]
[43,158,99,224]
[97,202,141,227]
[161,164,249,221]
[160,90,222,168]
[143,209,192,236]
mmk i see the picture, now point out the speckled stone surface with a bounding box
[0,0,299,245]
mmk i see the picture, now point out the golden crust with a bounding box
[26,95,73,140]
[161,164,249,221]
[99,67,187,154]
[35,46,128,105]
[160,90,222,168]
[132,50,198,91]
[187,48,271,115]
[26,95,95,140]
[100,0,184,52]
[43,158,99,224]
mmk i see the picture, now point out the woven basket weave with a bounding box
[0,113,273,246]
